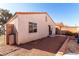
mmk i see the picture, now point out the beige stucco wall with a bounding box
[47,15,56,35]
[17,14,55,45]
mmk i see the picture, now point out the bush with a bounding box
[65,31,74,36]
[0,26,5,36]
[74,33,78,38]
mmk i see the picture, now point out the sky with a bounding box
[0,3,79,26]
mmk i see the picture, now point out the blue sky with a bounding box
[0,3,79,26]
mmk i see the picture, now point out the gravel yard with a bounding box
[0,35,66,56]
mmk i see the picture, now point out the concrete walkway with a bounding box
[64,40,79,56]
[0,45,20,56]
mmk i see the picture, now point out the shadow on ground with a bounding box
[16,36,66,54]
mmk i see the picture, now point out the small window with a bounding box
[29,22,37,33]
[45,16,47,22]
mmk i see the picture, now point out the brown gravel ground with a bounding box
[15,36,66,56]
[0,35,66,56]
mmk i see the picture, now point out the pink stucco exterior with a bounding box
[6,12,56,45]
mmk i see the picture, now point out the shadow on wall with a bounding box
[12,25,18,45]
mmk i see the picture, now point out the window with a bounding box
[45,16,47,22]
[29,22,37,33]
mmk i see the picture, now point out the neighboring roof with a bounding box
[56,22,64,27]
[56,22,79,28]
[63,26,79,28]
[6,12,56,25]
[56,23,79,28]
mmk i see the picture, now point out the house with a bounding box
[56,22,79,35]
[61,26,79,33]
[5,12,56,45]
[56,23,64,34]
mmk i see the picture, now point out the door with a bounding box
[48,25,52,35]
[6,24,14,44]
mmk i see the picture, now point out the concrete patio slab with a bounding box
[0,45,20,56]
[6,48,30,56]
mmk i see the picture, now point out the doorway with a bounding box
[5,24,16,45]
[48,25,52,35]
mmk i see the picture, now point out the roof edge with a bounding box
[5,13,16,24]
[47,14,56,25]
[5,12,47,25]
[5,12,56,26]
[15,12,48,14]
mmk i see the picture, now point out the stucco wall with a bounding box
[17,14,55,44]
[47,15,56,35]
